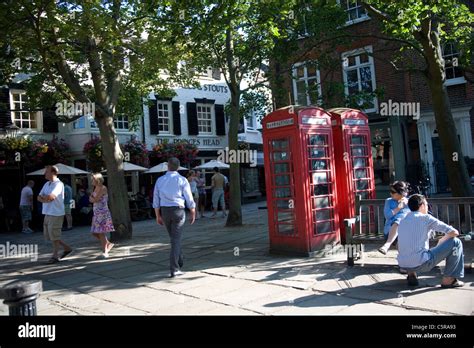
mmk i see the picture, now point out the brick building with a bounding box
[270,1,473,195]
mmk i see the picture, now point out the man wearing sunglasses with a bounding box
[397,194,464,288]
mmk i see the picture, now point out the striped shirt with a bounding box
[397,211,455,268]
[153,171,196,210]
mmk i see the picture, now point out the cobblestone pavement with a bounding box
[0,202,472,315]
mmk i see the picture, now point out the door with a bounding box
[431,137,448,193]
[348,131,375,234]
[268,137,297,237]
[349,132,373,199]
[306,132,339,249]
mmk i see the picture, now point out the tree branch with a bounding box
[387,59,427,75]
[361,2,392,22]
[108,0,123,113]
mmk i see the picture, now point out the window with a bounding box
[292,61,321,106]
[114,115,129,130]
[246,110,257,130]
[443,43,465,86]
[342,46,377,112]
[340,0,368,24]
[197,103,213,134]
[73,116,86,129]
[91,115,128,130]
[10,91,38,129]
[157,102,172,134]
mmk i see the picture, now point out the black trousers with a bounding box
[161,206,186,273]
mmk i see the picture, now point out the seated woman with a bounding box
[378,181,410,255]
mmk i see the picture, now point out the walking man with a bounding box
[19,180,35,234]
[38,165,73,264]
[153,158,195,278]
[210,167,226,218]
[397,194,464,288]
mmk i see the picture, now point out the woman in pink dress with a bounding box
[90,173,115,259]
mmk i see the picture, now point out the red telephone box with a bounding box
[329,108,375,242]
[262,106,340,256]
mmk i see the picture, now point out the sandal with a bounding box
[107,243,115,253]
[47,257,60,264]
[378,247,387,255]
[441,279,464,288]
[60,249,73,259]
[96,253,109,260]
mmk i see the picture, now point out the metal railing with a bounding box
[351,196,474,240]
[343,195,474,266]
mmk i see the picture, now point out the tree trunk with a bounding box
[225,91,243,226]
[426,75,472,197]
[96,116,133,239]
[418,20,473,197]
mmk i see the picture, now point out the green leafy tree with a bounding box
[361,0,473,196]
[165,0,297,226]
[0,1,194,239]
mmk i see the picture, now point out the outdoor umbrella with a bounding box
[193,160,229,170]
[27,163,89,176]
[101,162,149,172]
[146,162,188,173]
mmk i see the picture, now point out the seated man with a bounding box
[397,194,464,288]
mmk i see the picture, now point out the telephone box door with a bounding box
[304,130,340,249]
[346,129,375,233]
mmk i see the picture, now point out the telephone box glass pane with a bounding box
[354,168,368,179]
[273,151,289,161]
[316,209,332,221]
[351,135,366,145]
[314,197,330,208]
[275,175,290,186]
[274,163,289,174]
[275,199,292,209]
[315,221,332,234]
[313,184,330,196]
[309,135,327,146]
[356,180,369,190]
[274,187,291,198]
[359,191,370,199]
[309,148,326,158]
[351,146,367,156]
[310,159,328,170]
[312,172,328,184]
[271,139,289,149]
[353,158,367,168]
[277,211,293,222]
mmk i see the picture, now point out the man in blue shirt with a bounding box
[397,194,464,288]
[153,157,196,277]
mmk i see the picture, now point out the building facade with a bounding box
[270,0,474,195]
[0,69,267,201]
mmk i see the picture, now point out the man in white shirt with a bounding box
[19,180,35,234]
[397,194,464,288]
[37,165,73,264]
[153,157,195,277]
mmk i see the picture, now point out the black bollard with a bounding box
[0,280,42,316]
